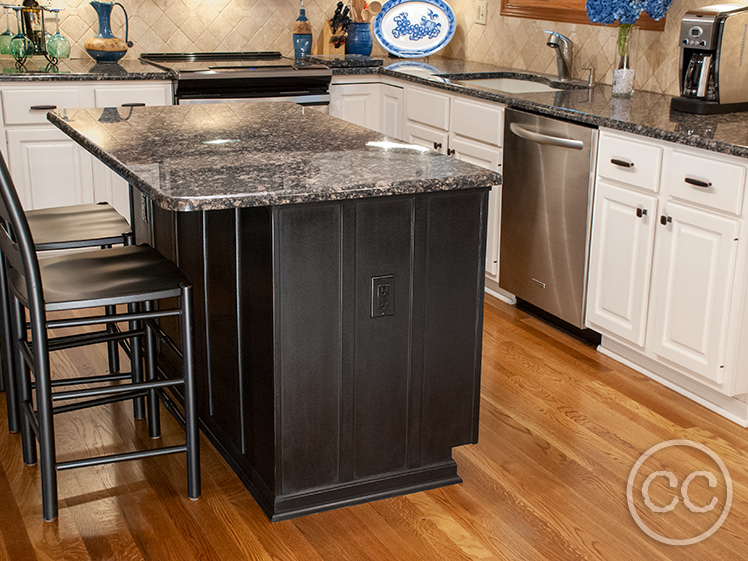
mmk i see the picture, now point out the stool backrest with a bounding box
[0,153,47,330]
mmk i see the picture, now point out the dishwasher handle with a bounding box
[509,122,585,150]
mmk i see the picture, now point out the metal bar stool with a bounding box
[0,155,200,521]
[1,203,135,433]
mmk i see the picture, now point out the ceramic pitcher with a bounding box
[84,1,132,63]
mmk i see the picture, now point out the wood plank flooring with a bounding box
[1,296,748,560]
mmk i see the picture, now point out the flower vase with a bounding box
[612,23,634,98]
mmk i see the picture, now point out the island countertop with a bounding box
[48,102,499,212]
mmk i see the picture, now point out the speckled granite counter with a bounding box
[48,101,499,212]
[317,55,748,159]
[0,57,173,81]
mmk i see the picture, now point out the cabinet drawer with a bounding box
[2,88,83,125]
[597,132,662,192]
[404,86,450,130]
[451,98,503,147]
[93,85,171,108]
[667,150,746,214]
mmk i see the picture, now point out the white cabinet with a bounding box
[587,129,748,404]
[650,202,739,385]
[586,180,657,347]
[380,82,403,139]
[0,80,172,217]
[329,81,380,130]
[6,127,95,210]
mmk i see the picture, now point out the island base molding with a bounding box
[204,420,462,521]
[134,189,490,521]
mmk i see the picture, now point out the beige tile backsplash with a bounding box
[44,0,742,95]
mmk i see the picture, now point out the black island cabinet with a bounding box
[50,102,499,521]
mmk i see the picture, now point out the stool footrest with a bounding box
[53,389,148,415]
[57,444,187,471]
[47,328,144,352]
[52,378,183,401]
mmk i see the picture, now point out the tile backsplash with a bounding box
[43,0,742,95]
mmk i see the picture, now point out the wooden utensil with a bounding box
[352,0,366,22]
[361,8,371,23]
[368,1,382,15]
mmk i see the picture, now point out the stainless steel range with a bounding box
[140,51,332,107]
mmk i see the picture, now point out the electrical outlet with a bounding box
[371,275,394,318]
[476,0,487,25]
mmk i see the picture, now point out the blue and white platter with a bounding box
[373,0,456,58]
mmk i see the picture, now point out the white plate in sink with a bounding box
[373,0,456,58]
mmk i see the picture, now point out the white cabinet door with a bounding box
[380,83,403,140]
[405,121,448,154]
[6,127,94,210]
[650,202,740,385]
[448,134,502,278]
[329,83,381,131]
[585,180,658,346]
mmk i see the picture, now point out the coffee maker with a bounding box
[671,3,748,114]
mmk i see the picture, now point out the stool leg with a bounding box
[14,297,36,466]
[129,302,145,420]
[143,301,160,439]
[1,256,20,432]
[181,285,200,499]
[101,244,120,375]
[105,305,120,374]
[30,321,58,522]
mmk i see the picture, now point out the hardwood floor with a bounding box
[1,296,748,560]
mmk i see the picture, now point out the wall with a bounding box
[442,0,739,95]
[48,0,741,95]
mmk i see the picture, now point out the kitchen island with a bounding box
[48,102,499,521]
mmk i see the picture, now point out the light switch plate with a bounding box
[476,0,487,25]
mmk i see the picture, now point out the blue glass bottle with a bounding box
[293,7,312,59]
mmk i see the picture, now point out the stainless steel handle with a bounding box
[509,122,584,150]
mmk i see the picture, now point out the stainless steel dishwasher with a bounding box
[499,108,598,331]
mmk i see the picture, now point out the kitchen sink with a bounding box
[457,77,562,94]
[439,72,591,94]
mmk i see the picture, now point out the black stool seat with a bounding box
[9,245,190,311]
[27,203,131,250]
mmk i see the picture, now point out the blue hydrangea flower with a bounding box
[586,0,672,25]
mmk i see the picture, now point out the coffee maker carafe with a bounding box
[671,3,748,114]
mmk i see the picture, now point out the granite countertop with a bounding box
[316,55,748,159]
[48,102,499,212]
[0,57,173,81]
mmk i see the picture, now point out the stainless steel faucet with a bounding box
[543,31,573,81]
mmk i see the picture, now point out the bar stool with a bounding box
[1,203,134,433]
[0,155,200,521]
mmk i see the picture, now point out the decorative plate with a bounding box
[373,0,456,58]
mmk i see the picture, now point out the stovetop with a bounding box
[140,52,331,76]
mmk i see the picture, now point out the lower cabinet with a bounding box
[586,180,657,347]
[649,202,739,385]
[587,129,748,404]
[0,80,172,218]
[6,127,95,210]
